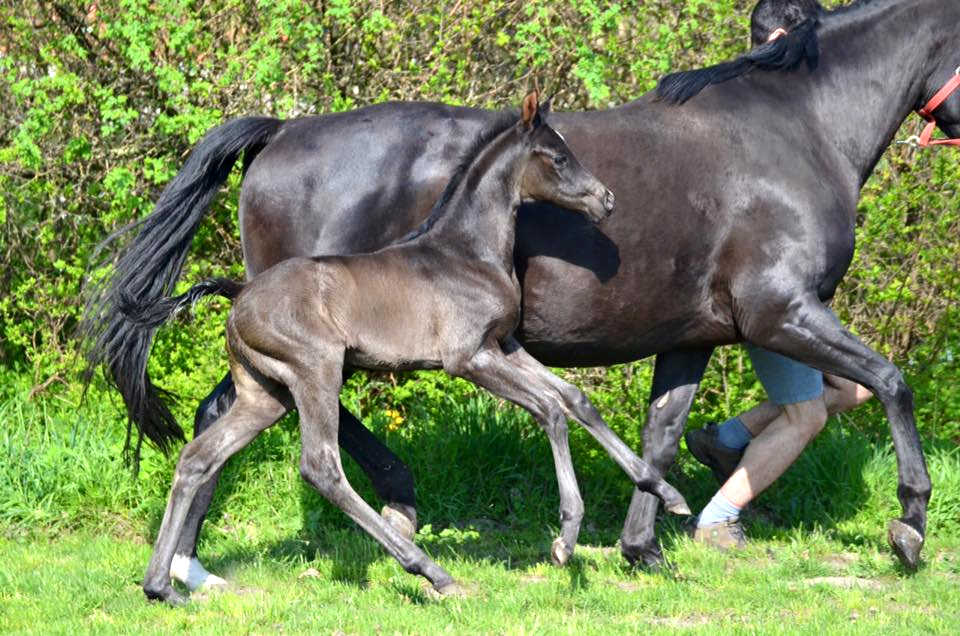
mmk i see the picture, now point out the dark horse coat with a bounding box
[85,0,960,572]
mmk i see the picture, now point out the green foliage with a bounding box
[0,2,956,450]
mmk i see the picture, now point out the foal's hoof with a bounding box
[433,581,468,598]
[144,585,188,607]
[888,519,924,571]
[381,505,417,541]
[661,486,692,516]
[550,537,573,567]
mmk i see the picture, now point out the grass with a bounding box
[1,375,959,634]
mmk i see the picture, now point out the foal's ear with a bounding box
[520,90,540,130]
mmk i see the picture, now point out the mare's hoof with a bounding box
[888,519,923,571]
[621,540,666,570]
[550,537,573,567]
[433,581,468,598]
[381,505,417,541]
[202,573,228,588]
[666,499,692,516]
[144,585,188,607]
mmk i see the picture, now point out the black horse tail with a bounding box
[118,278,245,330]
[80,116,282,466]
[656,17,820,105]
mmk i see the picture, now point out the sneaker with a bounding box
[691,518,747,550]
[685,423,744,485]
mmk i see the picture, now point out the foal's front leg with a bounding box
[496,338,691,517]
[450,344,586,565]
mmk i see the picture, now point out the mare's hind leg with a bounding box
[742,294,930,570]
[292,360,458,594]
[494,338,691,516]
[620,348,712,568]
[143,367,288,605]
[337,403,418,539]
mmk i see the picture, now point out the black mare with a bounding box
[131,94,687,603]
[84,0,958,579]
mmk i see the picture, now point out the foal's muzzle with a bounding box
[603,189,616,214]
[587,188,615,222]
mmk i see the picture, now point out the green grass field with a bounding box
[1,377,958,634]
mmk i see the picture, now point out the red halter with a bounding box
[912,67,960,147]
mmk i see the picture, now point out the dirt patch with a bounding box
[799,576,883,591]
[823,552,860,569]
[648,614,713,628]
[519,574,549,585]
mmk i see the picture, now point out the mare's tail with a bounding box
[79,117,282,464]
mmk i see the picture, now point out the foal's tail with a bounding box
[79,116,282,465]
[118,278,245,330]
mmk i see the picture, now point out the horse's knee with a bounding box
[300,446,344,501]
[540,405,569,437]
[558,383,596,419]
[860,365,911,414]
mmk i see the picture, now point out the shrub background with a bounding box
[0,0,957,449]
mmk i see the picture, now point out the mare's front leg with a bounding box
[742,293,930,570]
[495,338,691,516]
[143,374,287,605]
[620,348,713,568]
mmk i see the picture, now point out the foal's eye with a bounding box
[552,154,568,168]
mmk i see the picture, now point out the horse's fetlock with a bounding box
[560,500,585,524]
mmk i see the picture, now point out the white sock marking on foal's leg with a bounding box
[170,553,227,591]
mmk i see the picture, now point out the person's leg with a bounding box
[693,346,828,548]
[687,365,872,485]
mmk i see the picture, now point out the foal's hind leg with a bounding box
[173,373,238,590]
[173,379,419,590]
[620,348,712,568]
[143,368,288,605]
[742,294,931,570]
[292,361,458,594]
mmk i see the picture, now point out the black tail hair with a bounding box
[79,116,281,467]
[656,17,820,105]
[118,278,245,329]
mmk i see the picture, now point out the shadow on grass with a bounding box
[145,394,944,590]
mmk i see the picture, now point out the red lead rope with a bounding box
[915,70,960,147]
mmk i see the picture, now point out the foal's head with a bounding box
[516,91,615,223]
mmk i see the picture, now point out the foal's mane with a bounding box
[399,109,519,243]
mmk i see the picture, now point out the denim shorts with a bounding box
[744,343,824,405]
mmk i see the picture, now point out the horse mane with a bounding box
[656,16,820,104]
[398,110,519,243]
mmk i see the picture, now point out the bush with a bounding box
[0,1,956,447]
